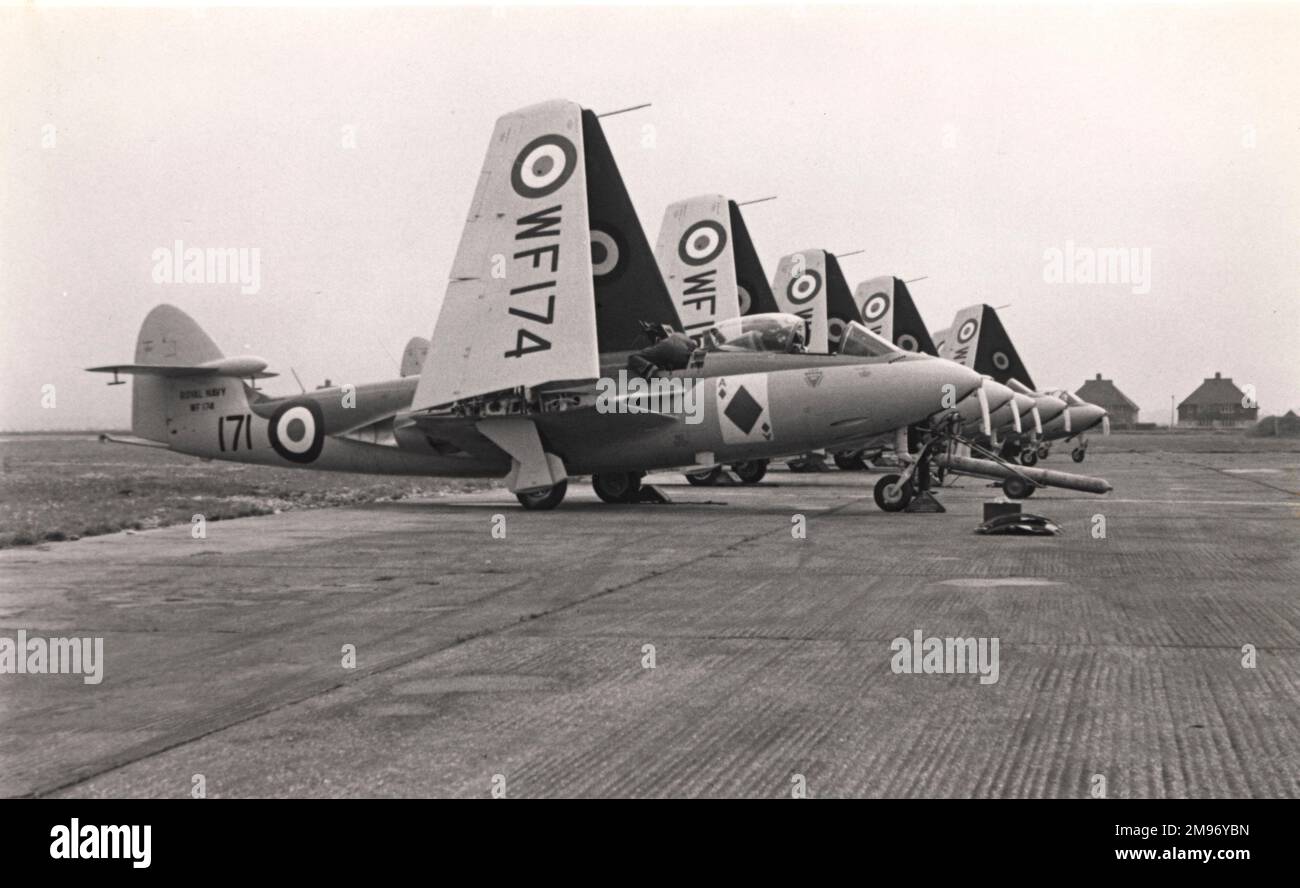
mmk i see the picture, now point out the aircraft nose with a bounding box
[982,379,1016,412]
[1037,394,1067,423]
[880,356,983,426]
[1082,404,1107,429]
[939,359,983,401]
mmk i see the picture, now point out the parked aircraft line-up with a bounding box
[89,99,1112,511]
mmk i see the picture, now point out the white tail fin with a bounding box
[85,304,261,444]
[415,100,599,409]
[655,194,740,336]
[772,250,861,351]
[939,304,1035,388]
[854,276,938,355]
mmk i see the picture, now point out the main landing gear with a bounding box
[516,479,568,510]
[686,467,722,486]
[592,471,645,504]
[685,460,770,486]
[834,450,869,471]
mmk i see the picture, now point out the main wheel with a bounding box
[1037,443,1051,459]
[731,460,768,484]
[833,451,868,471]
[592,471,643,503]
[1002,475,1034,499]
[685,467,722,486]
[516,479,568,510]
[873,473,914,512]
[1019,448,1039,467]
[1071,448,1086,463]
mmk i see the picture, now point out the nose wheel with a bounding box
[874,473,915,512]
[1071,447,1087,463]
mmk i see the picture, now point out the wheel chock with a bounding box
[630,485,672,504]
[902,490,946,513]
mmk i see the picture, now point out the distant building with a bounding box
[1076,373,1139,428]
[1248,410,1300,438]
[1177,371,1258,428]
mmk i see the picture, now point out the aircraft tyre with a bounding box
[1002,475,1034,499]
[593,472,644,504]
[874,473,914,512]
[1037,443,1051,459]
[1071,448,1086,463]
[1019,448,1038,467]
[833,451,868,471]
[516,480,568,510]
[686,467,722,486]
[732,460,768,484]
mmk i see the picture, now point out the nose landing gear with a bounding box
[874,474,915,511]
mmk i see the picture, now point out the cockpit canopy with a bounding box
[700,313,807,354]
[838,321,906,358]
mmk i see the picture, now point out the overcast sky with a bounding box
[3,3,1297,430]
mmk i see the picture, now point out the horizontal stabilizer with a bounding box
[87,357,276,379]
[98,432,172,449]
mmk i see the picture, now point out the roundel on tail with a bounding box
[896,333,920,352]
[861,291,891,322]
[786,269,823,305]
[678,220,728,267]
[737,285,753,315]
[511,134,577,199]
[269,400,325,464]
[589,225,626,281]
[827,317,847,346]
[956,318,979,343]
[992,351,1011,371]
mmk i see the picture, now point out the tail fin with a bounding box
[655,194,739,336]
[654,195,778,337]
[87,304,262,444]
[854,276,938,356]
[939,304,1035,389]
[400,336,429,378]
[772,249,861,351]
[582,109,679,351]
[414,100,672,410]
[728,201,778,316]
[133,304,220,441]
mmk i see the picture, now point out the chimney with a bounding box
[1095,373,1102,380]
[1215,371,1222,379]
